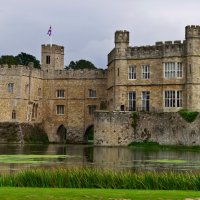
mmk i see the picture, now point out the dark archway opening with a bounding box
[84,125,94,144]
[56,125,67,143]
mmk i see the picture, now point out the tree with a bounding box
[0,55,18,65]
[0,52,40,68]
[66,59,97,70]
[16,52,40,68]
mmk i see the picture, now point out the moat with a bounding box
[0,144,200,173]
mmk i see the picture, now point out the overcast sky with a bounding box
[1,0,200,68]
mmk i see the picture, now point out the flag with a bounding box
[47,25,52,36]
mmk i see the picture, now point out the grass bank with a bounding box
[1,187,200,200]
[1,168,200,190]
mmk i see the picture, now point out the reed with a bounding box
[0,168,200,190]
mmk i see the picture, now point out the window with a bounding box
[89,89,96,97]
[38,88,42,96]
[142,65,150,79]
[88,105,97,115]
[164,90,182,108]
[177,62,183,78]
[56,105,64,115]
[46,55,50,64]
[128,91,136,111]
[142,91,150,111]
[163,62,183,78]
[8,83,14,93]
[57,90,65,98]
[128,65,136,79]
[12,110,16,120]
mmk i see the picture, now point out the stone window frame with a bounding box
[164,90,183,108]
[8,83,14,93]
[128,65,136,80]
[141,65,150,79]
[12,110,16,120]
[163,62,183,79]
[56,105,65,115]
[56,90,65,98]
[128,91,136,111]
[141,91,150,111]
[46,55,51,64]
[88,89,96,98]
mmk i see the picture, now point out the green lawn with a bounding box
[0,188,200,200]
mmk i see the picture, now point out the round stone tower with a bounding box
[185,25,200,111]
[41,44,64,70]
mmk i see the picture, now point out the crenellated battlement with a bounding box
[0,65,43,78]
[185,25,200,39]
[108,39,184,63]
[43,68,107,79]
[41,44,64,54]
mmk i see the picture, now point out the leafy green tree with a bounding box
[16,52,40,68]
[0,55,18,65]
[66,59,97,69]
[0,52,40,68]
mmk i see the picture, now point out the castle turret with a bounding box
[115,30,129,49]
[185,25,200,111]
[41,44,64,70]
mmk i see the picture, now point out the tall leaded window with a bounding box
[142,65,150,79]
[128,65,136,79]
[89,89,96,97]
[177,62,183,78]
[142,91,150,111]
[163,62,183,78]
[46,55,50,64]
[56,105,64,115]
[8,83,14,93]
[164,90,182,108]
[57,90,65,98]
[128,91,136,111]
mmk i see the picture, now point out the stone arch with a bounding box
[56,125,67,143]
[84,125,94,144]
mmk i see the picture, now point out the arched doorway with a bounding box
[84,125,94,144]
[56,125,67,143]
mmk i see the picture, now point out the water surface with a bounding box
[0,144,200,173]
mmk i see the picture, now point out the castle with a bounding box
[1,25,200,143]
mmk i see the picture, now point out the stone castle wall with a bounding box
[94,111,200,146]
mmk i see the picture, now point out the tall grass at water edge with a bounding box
[1,168,200,190]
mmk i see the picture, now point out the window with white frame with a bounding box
[142,91,150,111]
[57,90,65,98]
[56,105,64,115]
[163,62,183,78]
[89,89,96,97]
[164,90,182,108]
[128,65,136,79]
[8,83,14,93]
[177,62,183,78]
[128,91,136,111]
[142,65,150,79]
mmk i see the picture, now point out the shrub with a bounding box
[178,109,199,123]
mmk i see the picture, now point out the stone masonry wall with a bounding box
[94,111,200,146]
